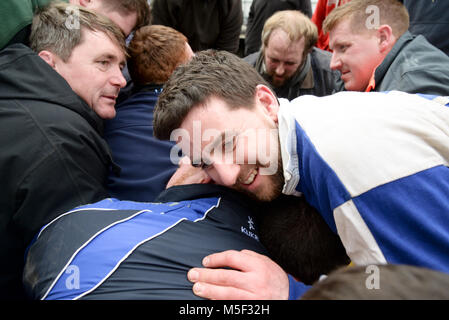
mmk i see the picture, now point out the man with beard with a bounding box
[23,159,349,300]
[153,50,449,299]
[244,10,342,100]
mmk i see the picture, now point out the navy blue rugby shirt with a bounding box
[23,184,309,300]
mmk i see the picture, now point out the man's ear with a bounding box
[377,24,395,54]
[38,50,56,69]
[255,84,279,123]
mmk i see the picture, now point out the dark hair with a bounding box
[258,195,350,285]
[153,50,271,140]
[109,0,151,32]
[301,264,449,300]
[128,25,189,85]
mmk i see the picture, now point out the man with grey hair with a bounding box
[244,10,343,100]
[0,2,127,299]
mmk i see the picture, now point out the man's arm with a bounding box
[187,249,291,300]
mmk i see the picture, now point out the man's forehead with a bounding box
[82,29,126,59]
[329,20,353,44]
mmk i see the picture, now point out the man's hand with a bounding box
[166,156,210,188]
[187,249,289,300]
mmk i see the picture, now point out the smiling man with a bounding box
[244,10,342,100]
[324,0,449,95]
[154,50,449,300]
[0,2,127,299]
[176,94,284,202]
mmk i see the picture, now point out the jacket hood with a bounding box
[0,44,104,133]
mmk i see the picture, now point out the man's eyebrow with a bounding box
[97,53,126,66]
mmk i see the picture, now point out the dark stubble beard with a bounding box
[231,145,284,202]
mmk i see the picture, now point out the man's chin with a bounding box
[94,105,116,119]
[272,79,285,88]
[232,175,284,202]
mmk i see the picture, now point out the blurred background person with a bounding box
[311,0,351,52]
[399,0,449,56]
[244,0,312,56]
[151,0,243,53]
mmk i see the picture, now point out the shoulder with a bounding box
[243,51,261,66]
[310,47,332,64]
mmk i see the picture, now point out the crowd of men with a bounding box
[1,0,449,301]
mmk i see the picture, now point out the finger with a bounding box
[179,156,192,166]
[188,267,249,289]
[192,282,256,300]
[202,250,262,272]
[240,249,270,260]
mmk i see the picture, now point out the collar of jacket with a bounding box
[255,50,314,90]
[374,31,414,87]
[155,184,264,212]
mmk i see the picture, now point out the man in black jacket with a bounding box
[400,0,449,56]
[244,10,343,100]
[151,0,243,53]
[0,2,127,299]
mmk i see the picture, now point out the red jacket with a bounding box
[312,0,351,52]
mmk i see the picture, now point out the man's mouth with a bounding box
[102,95,117,101]
[240,167,259,185]
[340,70,351,81]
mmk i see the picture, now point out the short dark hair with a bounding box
[258,195,350,285]
[108,0,151,32]
[301,264,449,300]
[128,25,189,86]
[153,50,271,140]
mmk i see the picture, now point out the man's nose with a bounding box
[329,53,341,71]
[275,64,285,75]
[207,162,241,187]
[111,68,127,88]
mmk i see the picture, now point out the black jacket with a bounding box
[0,44,115,299]
[23,184,268,300]
[401,0,449,56]
[151,0,243,53]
